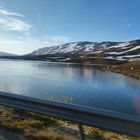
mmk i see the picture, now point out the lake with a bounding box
[0,59,140,115]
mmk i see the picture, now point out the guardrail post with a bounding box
[78,123,86,140]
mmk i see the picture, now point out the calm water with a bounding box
[0,59,140,115]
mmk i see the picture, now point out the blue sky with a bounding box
[0,0,140,54]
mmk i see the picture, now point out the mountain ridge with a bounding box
[30,39,140,61]
[31,41,120,56]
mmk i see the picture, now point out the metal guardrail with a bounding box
[0,92,140,139]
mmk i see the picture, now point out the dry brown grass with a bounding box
[0,105,140,140]
[0,106,79,140]
[111,60,140,79]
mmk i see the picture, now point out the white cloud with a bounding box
[0,7,24,17]
[0,40,21,44]
[44,35,69,46]
[0,18,32,31]
[50,36,69,42]
[0,39,44,55]
[0,8,69,54]
[0,7,32,31]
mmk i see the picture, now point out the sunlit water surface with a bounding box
[0,59,140,115]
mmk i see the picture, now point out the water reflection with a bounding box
[0,59,140,115]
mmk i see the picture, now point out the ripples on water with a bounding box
[0,59,140,115]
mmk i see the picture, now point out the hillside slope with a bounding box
[31,41,119,55]
[111,61,140,79]
[30,39,140,61]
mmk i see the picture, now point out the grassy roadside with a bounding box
[0,105,140,140]
[0,105,78,140]
[110,60,140,79]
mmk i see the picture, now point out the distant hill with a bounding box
[0,51,17,56]
[30,39,140,61]
[31,41,119,56]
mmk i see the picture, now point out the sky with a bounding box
[0,0,140,55]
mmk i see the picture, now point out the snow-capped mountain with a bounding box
[30,39,140,61]
[104,39,140,60]
[31,41,119,55]
[0,51,17,56]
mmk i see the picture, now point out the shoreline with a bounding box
[110,69,140,79]
[109,60,140,80]
[0,58,139,80]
